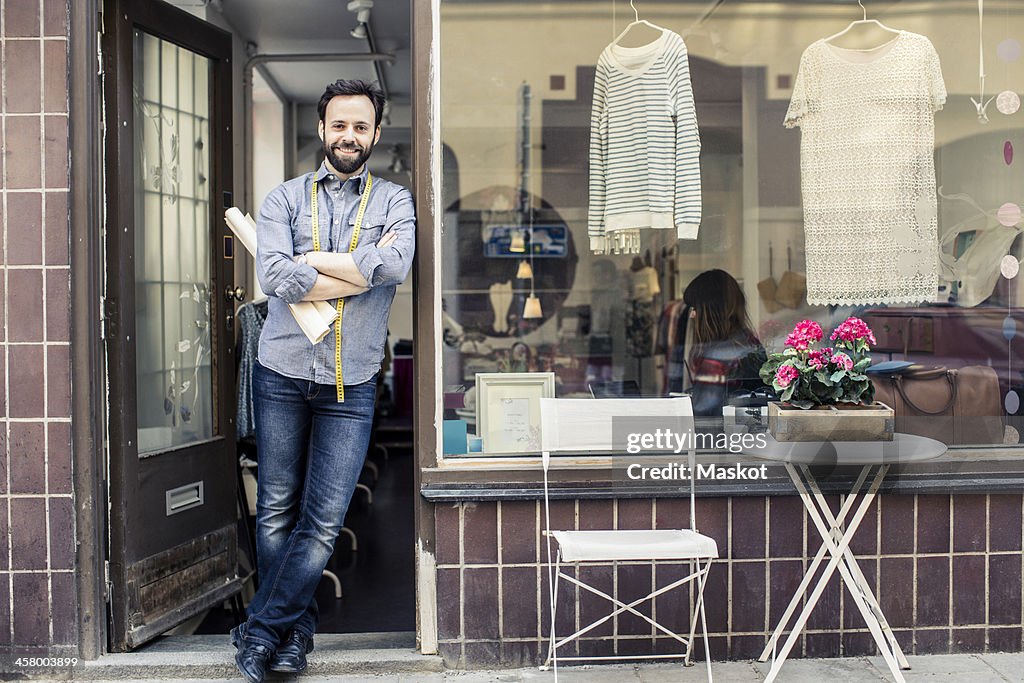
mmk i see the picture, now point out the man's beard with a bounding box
[324,139,374,175]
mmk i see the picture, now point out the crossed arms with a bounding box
[256,183,415,304]
[296,232,398,301]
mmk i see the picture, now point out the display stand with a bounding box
[745,434,946,683]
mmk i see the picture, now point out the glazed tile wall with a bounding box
[0,0,75,654]
[434,494,1024,668]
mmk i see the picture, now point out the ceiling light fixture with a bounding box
[347,0,373,39]
[509,230,526,253]
[522,199,542,319]
[523,294,543,319]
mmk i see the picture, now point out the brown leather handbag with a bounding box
[871,365,1004,445]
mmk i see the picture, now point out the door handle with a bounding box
[225,285,245,302]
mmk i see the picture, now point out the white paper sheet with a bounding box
[224,208,337,345]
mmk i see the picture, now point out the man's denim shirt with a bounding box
[255,162,415,386]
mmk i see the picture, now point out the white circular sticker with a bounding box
[997,91,1021,115]
[998,202,1022,227]
[998,38,1022,63]
[1006,390,1020,416]
[1002,255,1021,280]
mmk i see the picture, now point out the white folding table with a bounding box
[745,433,946,683]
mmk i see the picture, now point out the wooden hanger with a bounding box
[824,0,899,45]
[611,0,668,46]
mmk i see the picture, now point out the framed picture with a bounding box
[475,372,556,454]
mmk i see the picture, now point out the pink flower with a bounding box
[784,320,824,351]
[808,347,833,370]
[830,317,877,346]
[832,352,853,371]
[775,365,800,388]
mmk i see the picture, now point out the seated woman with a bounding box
[681,269,768,417]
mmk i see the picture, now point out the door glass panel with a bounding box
[133,30,214,455]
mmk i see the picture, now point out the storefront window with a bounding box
[438,1,1024,456]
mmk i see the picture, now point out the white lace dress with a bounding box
[785,31,946,305]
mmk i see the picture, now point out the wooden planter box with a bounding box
[768,401,895,442]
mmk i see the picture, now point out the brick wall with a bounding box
[434,494,1024,668]
[0,0,75,654]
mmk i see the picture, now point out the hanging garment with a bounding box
[629,265,662,303]
[785,31,946,305]
[588,30,702,255]
[626,299,658,358]
[655,300,687,394]
[236,299,268,441]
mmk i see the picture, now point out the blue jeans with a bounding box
[243,361,376,648]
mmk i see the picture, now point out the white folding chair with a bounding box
[540,397,717,682]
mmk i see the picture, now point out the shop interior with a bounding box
[437,0,1024,455]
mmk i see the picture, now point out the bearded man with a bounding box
[231,79,415,683]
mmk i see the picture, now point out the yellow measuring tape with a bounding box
[310,172,373,402]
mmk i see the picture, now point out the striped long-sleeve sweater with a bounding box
[587,30,702,254]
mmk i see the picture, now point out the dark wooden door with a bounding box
[102,0,239,650]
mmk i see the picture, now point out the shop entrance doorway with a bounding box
[101,0,240,652]
[205,0,418,639]
[98,0,416,653]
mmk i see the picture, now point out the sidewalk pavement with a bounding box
[73,652,1024,683]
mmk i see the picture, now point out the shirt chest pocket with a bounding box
[350,211,386,248]
[291,216,316,253]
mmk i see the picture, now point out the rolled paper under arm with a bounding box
[311,300,339,323]
[224,208,337,345]
[287,300,332,345]
[224,207,257,254]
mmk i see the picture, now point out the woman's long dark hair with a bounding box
[682,269,757,351]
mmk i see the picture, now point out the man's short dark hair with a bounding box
[318,79,386,129]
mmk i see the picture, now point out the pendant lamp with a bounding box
[523,294,543,319]
[509,230,526,253]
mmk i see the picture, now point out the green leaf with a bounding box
[781,384,796,402]
[810,386,834,407]
[830,370,846,383]
[854,358,872,371]
[846,383,872,404]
